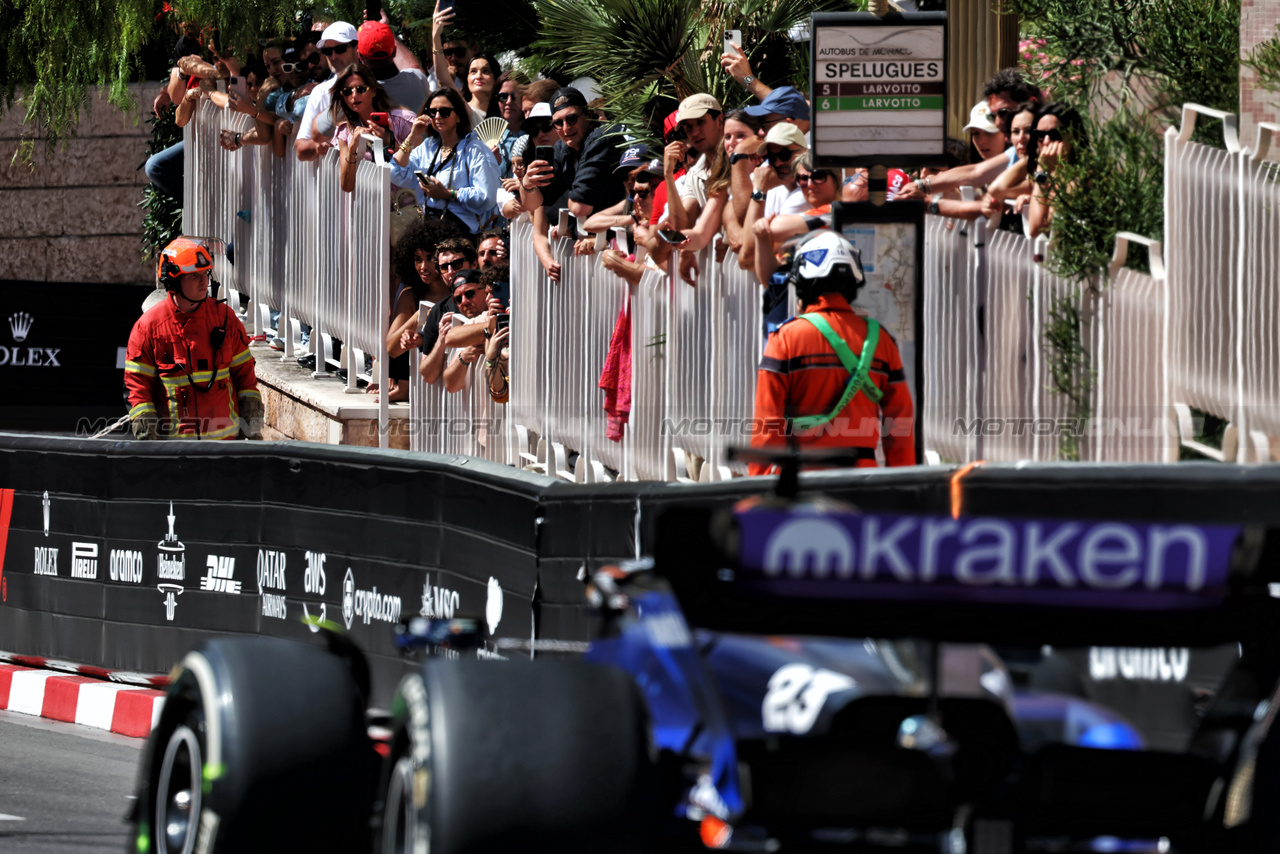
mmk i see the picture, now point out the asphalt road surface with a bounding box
[0,709,142,853]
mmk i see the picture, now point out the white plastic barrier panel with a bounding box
[1092,234,1173,462]
[1165,106,1242,439]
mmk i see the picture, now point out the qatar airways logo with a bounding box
[743,510,1241,606]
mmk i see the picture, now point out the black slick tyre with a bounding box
[381,658,656,854]
[130,636,378,854]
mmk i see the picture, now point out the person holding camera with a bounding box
[330,63,416,193]
[391,86,499,237]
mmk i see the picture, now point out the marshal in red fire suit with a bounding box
[125,296,260,440]
[750,293,915,474]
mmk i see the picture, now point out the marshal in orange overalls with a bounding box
[750,293,915,474]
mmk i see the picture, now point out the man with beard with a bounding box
[520,87,627,281]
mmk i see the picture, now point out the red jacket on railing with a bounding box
[750,293,915,474]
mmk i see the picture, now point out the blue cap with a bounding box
[615,143,653,172]
[743,86,810,121]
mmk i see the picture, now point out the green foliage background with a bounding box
[1003,0,1240,280]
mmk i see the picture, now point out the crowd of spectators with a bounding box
[146,8,1083,459]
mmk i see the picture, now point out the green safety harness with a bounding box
[790,313,882,431]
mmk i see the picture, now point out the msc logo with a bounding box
[763,516,855,577]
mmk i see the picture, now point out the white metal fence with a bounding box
[183,98,1277,474]
[183,100,391,447]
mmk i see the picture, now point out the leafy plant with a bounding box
[1041,290,1093,461]
[527,0,863,145]
[1002,0,1238,459]
[1244,24,1280,102]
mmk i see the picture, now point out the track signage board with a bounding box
[810,11,947,168]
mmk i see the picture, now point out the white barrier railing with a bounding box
[183,97,1278,473]
[183,100,391,447]
[1164,106,1280,461]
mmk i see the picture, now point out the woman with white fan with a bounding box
[390,86,499,238]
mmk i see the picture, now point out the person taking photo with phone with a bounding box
[520,86,627,281]
[391,86,499,237]
[331,63,416,193]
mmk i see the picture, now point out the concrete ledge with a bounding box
[252,341,410,449]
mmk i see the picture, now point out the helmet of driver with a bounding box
[790,229,865,304]
[157,237,214,291]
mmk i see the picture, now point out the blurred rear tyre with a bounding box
[381,658,657,854]
[134,637,377,854]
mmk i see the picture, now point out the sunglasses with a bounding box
[523,120,550,136]
[766,147,796,164]
[457,287,480,300]
[496,92,516,103]
[439,258,470,272]
[995,108,1017,123]
[340,85,370,97]
[1034,127,1063,142]
[666,126,687,143]
[442,47,468,60]
[632,186,652,200]
[795,170,831,185]
[552,113,581,130]
[426,107,455,118]
[282,54,322,73]
[320,42,355,57]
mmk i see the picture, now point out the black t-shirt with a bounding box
[417,297,458,355]
[539,123,627,221]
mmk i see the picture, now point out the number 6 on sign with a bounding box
[822,99,832,111]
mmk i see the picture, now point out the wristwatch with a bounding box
[750,189,766,202]
[927,199,940,215]
[741,74,755,89]
[1034,170,1051,186]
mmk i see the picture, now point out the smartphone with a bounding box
[415,170,431,186]
[490,280,510,306]
[227,76,248,100]
[366,0,382,24]
[657,228,687,245]
[724,29,743,53]
[437,0,456,15]
[370,111,390,129]
[495,313,510,332]
[534,145,556,167]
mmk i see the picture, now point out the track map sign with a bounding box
[810,12,947,167]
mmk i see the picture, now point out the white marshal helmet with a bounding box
[789,229,866,299]
[794,229,865,282]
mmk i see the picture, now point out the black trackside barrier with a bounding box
[3,431,1280,719]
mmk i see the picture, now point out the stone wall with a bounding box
[1242,0,1280,150]
[0,82,165,285]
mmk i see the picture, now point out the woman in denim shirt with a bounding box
[390,87,499,237]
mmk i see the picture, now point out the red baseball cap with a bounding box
[663,109,680,141]
[358,21,395,61]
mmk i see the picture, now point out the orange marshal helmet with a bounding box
[157,237,214,291]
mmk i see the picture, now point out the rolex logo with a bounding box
[9,312,32,343]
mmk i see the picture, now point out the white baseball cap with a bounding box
[963,101,1000,134]
[320,21,358,46]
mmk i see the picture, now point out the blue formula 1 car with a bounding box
[127,491,1280,854]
